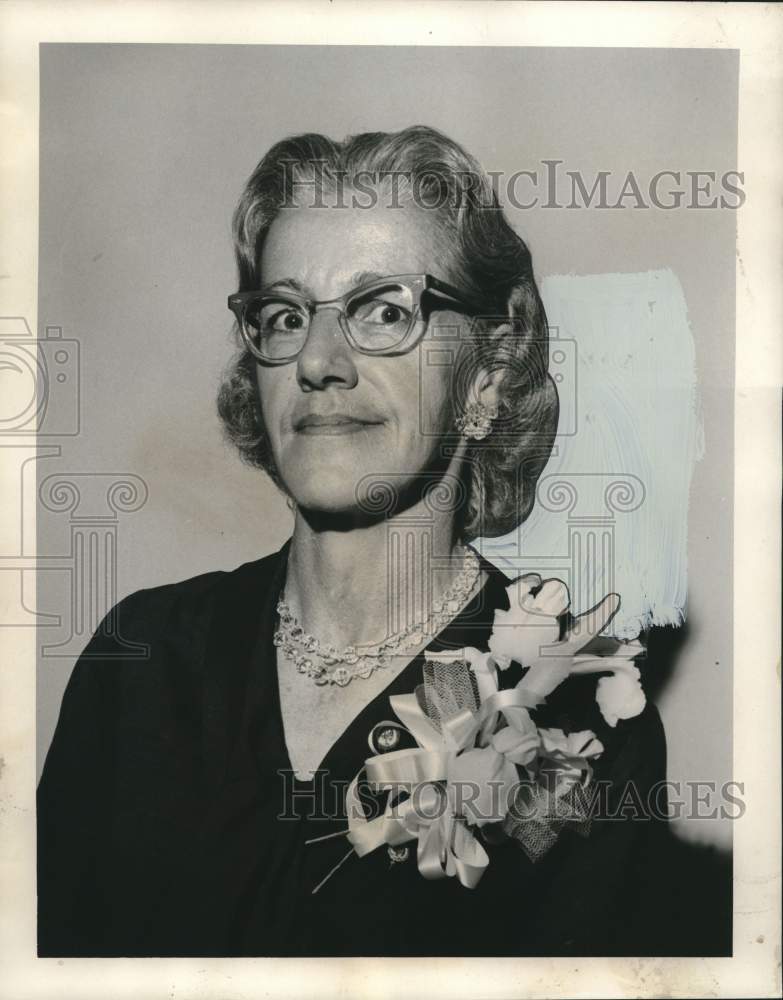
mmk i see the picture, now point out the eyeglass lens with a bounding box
[243,280,417,360]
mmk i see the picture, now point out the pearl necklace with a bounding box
[273,546,482,686]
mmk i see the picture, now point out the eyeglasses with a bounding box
[227,273,476,364]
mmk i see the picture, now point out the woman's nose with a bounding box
[295,307,359,391]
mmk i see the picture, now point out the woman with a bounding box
[38,126,673,957]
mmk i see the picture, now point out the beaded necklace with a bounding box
[273,546,481,686]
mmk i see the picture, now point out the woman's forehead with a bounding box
[260,201,448,295]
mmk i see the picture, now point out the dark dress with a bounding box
[37,541,726,957]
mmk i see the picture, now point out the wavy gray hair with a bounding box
[217,125,558,540]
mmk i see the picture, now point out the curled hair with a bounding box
[217,125,558,539]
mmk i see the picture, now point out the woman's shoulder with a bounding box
[91,542,289,652]
[44,542,291,776]
[58,541,291,720]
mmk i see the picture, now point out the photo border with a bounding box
[1,2,780,997]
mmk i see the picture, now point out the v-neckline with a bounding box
[258,543,506,786]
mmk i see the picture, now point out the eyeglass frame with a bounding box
[226,272,479,365]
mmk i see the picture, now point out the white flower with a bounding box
[569,638,647,727]
[539,728,604,759]
[536,728,604,795]
[595,666,646,727]
[490,708,540,766]
[488,575,570,670]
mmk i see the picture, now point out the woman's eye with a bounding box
[357,299,411,325]
[375,303,403,324]
[278,310,305,331]
[258,305,307,334]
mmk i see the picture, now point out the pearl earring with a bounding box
[456,401,498,440]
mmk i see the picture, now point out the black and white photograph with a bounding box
[0,2,780,998]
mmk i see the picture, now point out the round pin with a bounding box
[374,726,401,752]
[387,845,409,864]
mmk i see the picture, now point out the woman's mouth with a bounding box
[294,414,384,436]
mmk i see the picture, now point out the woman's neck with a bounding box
[284,504,468,650]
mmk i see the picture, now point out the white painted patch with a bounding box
[479,269,704,639]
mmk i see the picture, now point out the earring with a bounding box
[456,401,498,440]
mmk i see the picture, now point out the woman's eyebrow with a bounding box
[263,271,388,295]
[349,270,384,286]
[262,277,307,293]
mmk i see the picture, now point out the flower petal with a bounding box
[539,727,604,759]
[577,634,644,658]
[491,721,540,767]
[595,669,646,727]
[530,578,571,617]
[558,592,621,657]
[447,748,518,826]
[566,730,605,758]
[538,727,568,754]
[504,574,542,608]
[519,655,573,700]
[489,587,562,668]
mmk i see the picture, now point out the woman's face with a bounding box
[255,199,468,516]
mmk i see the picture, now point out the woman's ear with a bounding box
[455,317,510,419]
[475,366,506,410]
[471,344,509,411]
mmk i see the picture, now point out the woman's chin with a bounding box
[284,469,372,519]
[279,437,400,514]
[284,464,417,524]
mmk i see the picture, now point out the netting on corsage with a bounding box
[502,779,595,862]
[416,655,481,732]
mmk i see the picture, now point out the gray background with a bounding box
[36,44,736,846]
